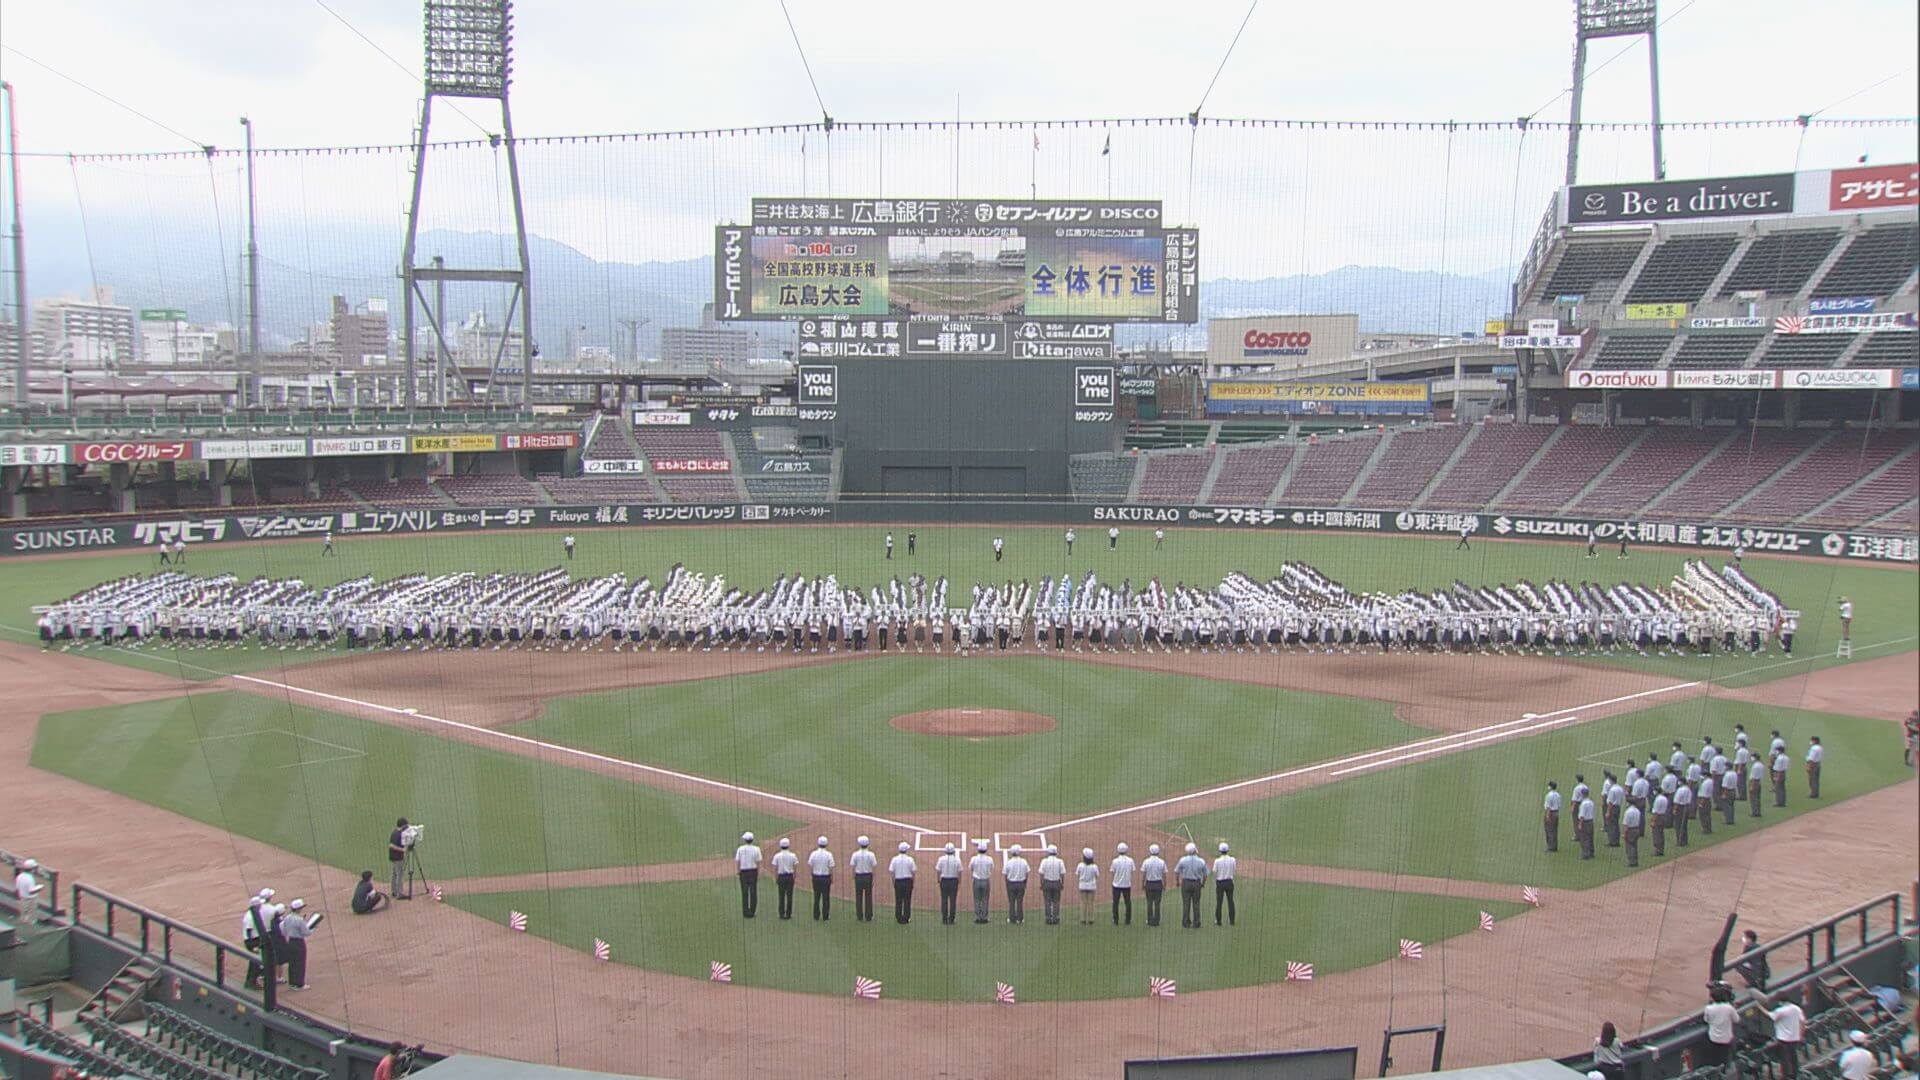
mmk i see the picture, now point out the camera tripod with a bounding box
[404,843,432,900]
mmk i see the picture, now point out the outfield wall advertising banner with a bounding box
[1827,162,1918,211]
[0,444,70,466]
[503,433,580,450]
[199,438,309,461]
[1568,369,1668,390]
[581,459,647,475]
[1808,297,1877,315]
[1207,380,1431,416]
[651,459,731,473]
[634,410,693,426]
[75,441,193,464]
[409,434,499,453]
[2,501,1911,563]
[717,197,1199,324]
[1625,303,1689,320]
[1671,370,1778,390]
[1781,368,1897,390]
[1688,317,1767,329]
[311,436,407,456]
[1774,312,1917,335]
[1566,172,1794,224]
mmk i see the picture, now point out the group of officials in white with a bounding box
[732,834,1239,930]
[38,559,1791,660]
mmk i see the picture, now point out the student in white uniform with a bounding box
[1109,843,1136,926]
[770,838,799,920]
[1037,845,1068,925]
[807,837,835,922]
[888,842,916,925]
[1804,737,1823,798]
[1140,844,1168,926]
[1836,1032,1873,1080]
[968,840,996,924]
[935,843,963,925]
[849,836,878,923]
[992,536,1005,563]
[1175,843,1209,928]
[1074,849,1101,924]
[1107,526,1120,551]
[1002,845,1030,925]
[732,833,763,919]
[279,898,315,990]
[1212,842,1237,926]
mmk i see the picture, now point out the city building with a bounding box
[31,287,138,369]
[659,303,754,366]
[331,295,391,367]
[137,309,226,365]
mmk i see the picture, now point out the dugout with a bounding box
[803,357,1121,498]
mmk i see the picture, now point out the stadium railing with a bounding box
[0,847,63,918]
[70,881,254,993]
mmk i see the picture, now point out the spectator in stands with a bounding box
[1737,929,1770,991]
[351,870,389,915]
[1700,983,1739,1070]
[1591,1022,1628,1080]
[1836,1031,1873,1080]
[12,857,41,906]
[1761,989,1805,1079]
[375,1041,405,1080]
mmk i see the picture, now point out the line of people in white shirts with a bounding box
[237,887,321,991]
[732,835,1240,929]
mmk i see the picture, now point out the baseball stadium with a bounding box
[0,4,1916,1080]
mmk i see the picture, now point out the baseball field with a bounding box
[5,523,1915,1064]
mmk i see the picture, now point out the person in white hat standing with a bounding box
[849,836,878,922]
[1075,849,1101,925]
[807,837,835,921]
[242,895,269,988]
[733,832,762,918]
[1140,844,1168,926]
[1174,843,1209,929]
[12,858,41,908]
[1002,845,1031,924]
[968,840,996,924]
[1213,842,1238,926]
[1836,1031,1873,1080]
[1037,845,1067,925]
[935,842,963,924]
[888,842,917,925]
[279,899,315,990]
[1109,843,1136,926]
[770,838,798,920]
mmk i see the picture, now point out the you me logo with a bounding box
[1074,366,1115,406]
[798,365,838,405]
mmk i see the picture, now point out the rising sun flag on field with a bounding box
[508,910,527,932]
[1399,939,1424,960]
[854,976,883,999]
[593,938,610,961]
[710,962,733,984]
[1285,962,1314,982]
[1148,977,1177,998]
[1480,911,1495,932]
[995,982,1017,1004]
[1522,886,1543,906]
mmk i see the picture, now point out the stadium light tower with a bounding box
[1565,0,1665,185]
[400,0,533,406]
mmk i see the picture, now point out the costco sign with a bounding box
[1242,329,1313,357]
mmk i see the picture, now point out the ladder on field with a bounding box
[1835,638,1853,659]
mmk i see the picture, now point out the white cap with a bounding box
[741,832,754,843]
[290,899,305,911]
[1116,843,1129,854]
[778,838,791,849]
[249,896,264,907]
[259,888,275,899]
[943,842,956,853]
[898,842,911,853]
[21,858,36,870]
[1219,842,1230,853]
[1848,1031,1866,1045]
[976,839,990,852]
[857,836,870,847]
[817,836,829,847]
[1185,843,1198,854]
[1148,844,1160,855]
[1046,844,1058,854]
[1588,1072,1606,1080]
[1082,848,1095,859]
[1009,845,1022,855]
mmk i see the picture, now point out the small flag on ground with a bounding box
[508,910,527,932]
[1285,962,1314,982]
[1479,911,1495,932]
[995,982,1017,1004]
[593,938,611,961]
[1399,939,1424,959]
[710,961,732,983]
[1148,977,1177,998]
[430,885,444,902]
[1522,886,1542,906]
[854,976,883,999]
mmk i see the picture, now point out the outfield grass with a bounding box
[448,876,1526,1001]
[30,691,798,877]
[508,657,1421,817]
[1168,698,1913,890]
[4,527,1911,686]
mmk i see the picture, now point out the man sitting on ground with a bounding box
[351,870,390,915]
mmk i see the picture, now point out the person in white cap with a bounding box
[807,837,835,921]
[1140,844,1168,927]
[1836,1031,1873,1080]
[1037,844,1067,925]
[968,839,996,924]
[1075,849,1101,924]
[12,858,40,906]
[242,895,269,988]
[1213,842,1239,926]
[770,838,799,920]
[1002,844,1031,924]
[935,842,963,924]
[733,832,762,919]
[1760,989,1805,1079]
[279,899,315,990]
[849,836,878,922]
[888,842,917,924]
[1109,843,1136,926]
[1175,843,1209,928]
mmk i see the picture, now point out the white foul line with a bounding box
[227,673,934,835]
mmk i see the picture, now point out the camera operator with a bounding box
[389,818,410,899]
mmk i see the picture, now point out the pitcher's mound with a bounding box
[891,708,1057,737]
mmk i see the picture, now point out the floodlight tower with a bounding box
[400,0,532,406]
[1565,0,1665,185]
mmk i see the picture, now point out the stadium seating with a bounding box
[342,477,450,507]
[1274,432,1381,505]
[1668,333,1765,369]
[1068,454,1139,501]
[1135,449,1214,504]
[1423,425,1553,510]
[1811,223,1918,297]
[1349,425,1469,506]
[435,473,544,506]
[1724,431,1908,522]
[536,474,659,503]
[657,476,743,503]
[1650,427,1827,518]
[1207,445,1296,505]
[142,1001,327,1080]
[742,472,833,501]
[1564,427,1731,519]
[1804,446,1917,527]
[1625,236,1740,303]
[1844,332,1919,367]
[1497,426,1637,511]
[583,416,641,460]
[1538,239,1646,300]
[633,429,731,458]
[1759,333,1853,367]
[1587,334,1674,369]
[1718,228,1842,297]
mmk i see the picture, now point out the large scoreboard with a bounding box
[715,197,1199,360]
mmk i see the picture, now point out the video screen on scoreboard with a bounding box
[714,197,1198,324]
